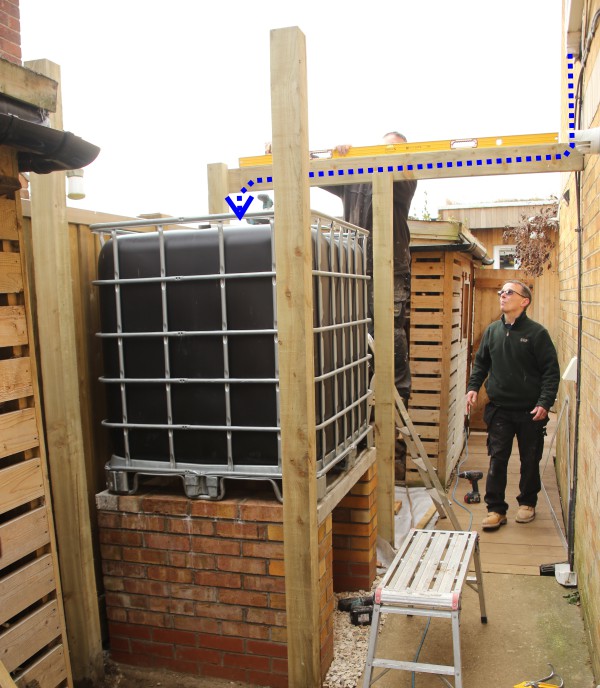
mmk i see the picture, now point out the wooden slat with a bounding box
[0,601,61,673]
[411,278,444,292]
[409,408,440,424]
[410,328,443,342]
[0,507,50,571]
[409,393,440,408]
[0,459,43,516]
[0,306,28,347]
[0,254,23,294]
[410,344,442,359]
[0,660,18,688]
[412,294,444,309]
[0,198,18,241]
[0,59,57,111]
[0,555,55,626]
[410,377,442,391]
[0,408,39,459]
[14,645,67,688]
[0,358,32,403]
[411,360,442,375]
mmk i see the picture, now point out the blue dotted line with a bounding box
[230,54,576,210]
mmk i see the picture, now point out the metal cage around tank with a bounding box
[91,210,373,500]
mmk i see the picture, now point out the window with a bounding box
[493,244,518,269]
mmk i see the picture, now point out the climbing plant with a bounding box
[502,202,559,276]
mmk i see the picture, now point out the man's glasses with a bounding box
[497,289,526,298]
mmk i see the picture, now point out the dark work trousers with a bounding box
[483,402,549,514]
[368,272,411,476]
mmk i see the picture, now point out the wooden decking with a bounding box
[440,425,567,576]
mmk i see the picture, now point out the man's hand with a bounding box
[531,405,548,421]
[465,390,478,414]
[335,144,352,156]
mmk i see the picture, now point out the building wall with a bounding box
[557,0,600,677]
[0,0,21,64]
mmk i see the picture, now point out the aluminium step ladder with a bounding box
[364,336,487,688]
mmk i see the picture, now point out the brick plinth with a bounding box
[96,485,335,687]
[332,465,378,592]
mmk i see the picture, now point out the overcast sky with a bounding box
[20,0,563,220]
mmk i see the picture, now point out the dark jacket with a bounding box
[467,311,560,411]
[322,180,417,276]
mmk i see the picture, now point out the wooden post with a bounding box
[207,162,230,214]
[372,173,395,545]
[24,59,104,685]
[270,27,321,686]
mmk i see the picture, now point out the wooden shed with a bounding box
[407,220,491,484]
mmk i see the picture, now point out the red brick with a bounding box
[247,640,287,658]
[269,593,286,610]
[216,521,259,539]
[130,640,174,658]
[219,588,269,608]
[191,536,240,555]
[126,609,170,627]
[243,575,285,593]
[106,607,127,622]
[190,501,238,519]
[108,635,130,653]
[217,555,266,575]
[273,657,289,674]
[198,633,244,653]
[123,579,169,597]
[121,513,165,531]
[144,532,190,551]
[100,529,144,546]
[267,524,284,541]
[187,552,217,569]
[103,576,125,592]
[152,628,196,646]
[102,560,145,578]
[221,621,270,640]
[271,627,287,643]
[109,622,152,641]
[242,541,284,559]
[168,599,195,616]
[175,646,221,664]
[249,670,289,688]
[238,500,283,522]
[195,601,244,622]
[147,565,193,583]
[167,517,215,536]
[170,583,217,602]
[246,608,286,626]
[97,512,121,528]
[194,570,241,588]
[224,652,270,671]
[123,547,168,565]
[174,616,220,634]
[100,544,122,561]
[140,494,189,516]
[268,560,285,576]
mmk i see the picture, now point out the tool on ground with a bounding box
[513,663,564,687]
[337,595,374,612]
[458,470,483,504]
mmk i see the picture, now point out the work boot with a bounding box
[482,512,507,530]
[516,505,536,523]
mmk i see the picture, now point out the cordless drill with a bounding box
[458,471,483,504]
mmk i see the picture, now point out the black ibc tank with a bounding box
[97,221,370,497]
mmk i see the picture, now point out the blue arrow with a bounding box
[225,194,254,220]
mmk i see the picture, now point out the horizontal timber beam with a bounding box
[225,143,584,194]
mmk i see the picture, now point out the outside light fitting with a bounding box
[66,168,85,200]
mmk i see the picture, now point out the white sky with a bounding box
[19,0,563,220]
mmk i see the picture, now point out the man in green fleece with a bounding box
[465,281,560,530]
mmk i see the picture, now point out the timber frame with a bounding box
[207,27,584,688]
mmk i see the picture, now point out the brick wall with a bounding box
[0,1,21,64]
[331,465,378,592]
[557,2,600,677]
[96,473,376,687]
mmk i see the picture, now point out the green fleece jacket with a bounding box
[467,312,560,411]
